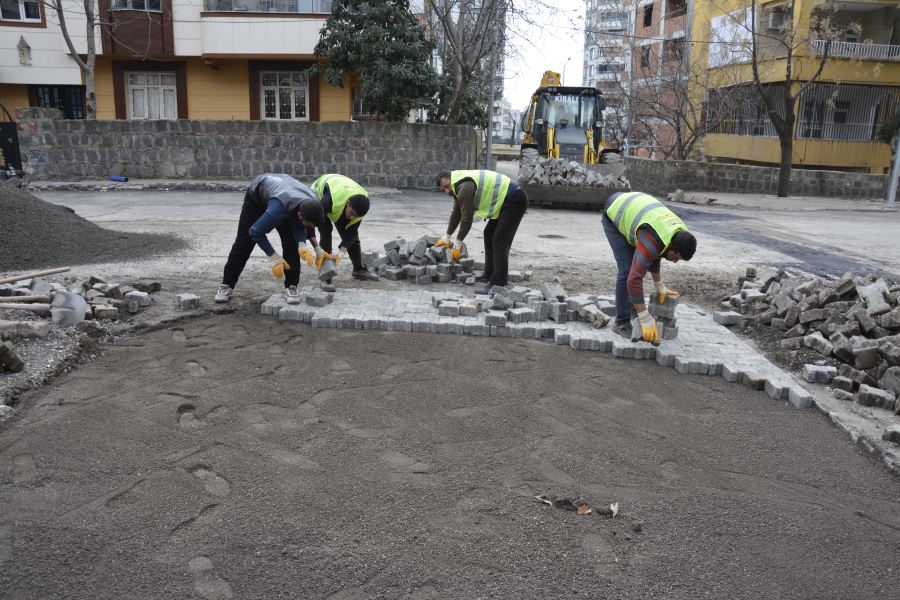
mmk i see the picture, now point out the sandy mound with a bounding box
[0,184,186,272]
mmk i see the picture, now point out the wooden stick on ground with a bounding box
[0,295,51,303]
[0,303,51,315]
[0,267,71,285]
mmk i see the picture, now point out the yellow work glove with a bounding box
[334,248,348,266]
[314,247,333,270]
[298,246,314,267]
[637,310,660,345]
[268,253,290,280]
[450,241,466,262]
[654,281,680,305]
[433,234,452,249]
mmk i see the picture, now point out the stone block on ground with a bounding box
[438,302,460,317]
[306,292,333,307]
[803,332,833,357]
[176,293,201,310]
[787,386,814,409]
[579,304,610,329]
[833,388,855,401]
[540,282,567,302]
[802,364,837,384]
[857,278,891,316]
[883,425,900,444]
[855,384,896,409]
[850,336,881,370]
[838,364,877,387]
[713,311,742,326]
[831,375,857,392]
[131,280,162,293]
[124,290,151,307]
[93,306,119,320]
[485,311,507,327]
[507,307,537,324]
[879,366,900,397]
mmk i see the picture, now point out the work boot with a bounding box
[612,320,631,339]
[474,283,494,296]
[352,268,379,281]
[320,279,336,293]
[285,285,302,304]
[214,284,233,303]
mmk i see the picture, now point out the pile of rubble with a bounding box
[368,236,533,286]
[0,270,161,373]
[518,148,630,188]
[713,268,900,418]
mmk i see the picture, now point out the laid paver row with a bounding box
[260,286,815,409]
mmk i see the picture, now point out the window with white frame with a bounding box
[113,0,161,10]
[261,71,309,120]
[1,0,40,22]
[126,72,177,119]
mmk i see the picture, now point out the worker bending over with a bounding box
[305,173,378,292]
[216,173,324,304]
[602,191,696,343]
[435,170,528,295]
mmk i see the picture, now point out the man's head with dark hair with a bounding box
[347,194,370,219]
[297,199,324,227]
[436,171,453,195]
[666,230,696,262]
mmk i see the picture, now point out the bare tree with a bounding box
[49,0,99,119]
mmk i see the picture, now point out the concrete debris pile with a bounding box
[518,148,630,188]
[370,236,533,286]
[0,273,162,372]
[713,268,900,418]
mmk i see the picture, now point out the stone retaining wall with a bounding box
[625,156,888,199]
[15,108,477,188]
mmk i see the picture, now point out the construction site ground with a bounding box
[1,183,899,599]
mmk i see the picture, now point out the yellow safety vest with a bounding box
[312,174,367,226]
[606,192,687,247]
[450,170,511,220]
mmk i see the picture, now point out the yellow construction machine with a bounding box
[520,70,620,164]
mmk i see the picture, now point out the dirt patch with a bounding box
[2,315,898,599]
[0,184,186,272]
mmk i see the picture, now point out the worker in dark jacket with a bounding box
[307,174,378,292]
[216,173,324,304]
[435,169,528,295]
[602,191,696,343]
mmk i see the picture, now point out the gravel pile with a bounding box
[714,268,900,421]
[0,184,185,271]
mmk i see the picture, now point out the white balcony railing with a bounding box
[203,0,331,12]
[812,38,900,61]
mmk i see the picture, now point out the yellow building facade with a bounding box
[690,0,900,173]
[1,1,359,124]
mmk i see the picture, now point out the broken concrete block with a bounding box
[857,278,891,316]
[124,290,151,307]
[799,308,828,324]
[850,336,881,370]
[856,384,896,408]
[832,376,857,392]
[93,306,119,320]
[879,366,900,397]
[131,280,161,293]
[883,424,900,444]
[803,331,833,357]
[879,309,900,330]
[833,388,854,401]
[802,364,837,384]
[306,292,333,307]
[540,282,567,302]
[175,293,201,310]
[579,304,611,329]
[713,311,742,326]
[838,364,877,387]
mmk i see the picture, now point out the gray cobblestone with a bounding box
[176,293,201,310]
[802,364,837,384]
[713,311,742,326]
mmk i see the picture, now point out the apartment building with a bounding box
[695,0,900,173]
[0,0,370,121]
[490,97,520,144]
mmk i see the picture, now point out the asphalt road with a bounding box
[2,314,899,599]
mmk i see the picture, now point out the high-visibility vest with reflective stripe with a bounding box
[312,174,367,227]
[606,191,687,248]
[450,170,511,220]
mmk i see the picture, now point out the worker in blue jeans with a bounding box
[602,191,696,343]
[216,173,325,305]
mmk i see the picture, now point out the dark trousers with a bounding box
[222,194,301,288]
[483,188,528,287]
[602,212,635,324]
[318,219,363,271]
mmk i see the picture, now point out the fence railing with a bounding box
[203,0,331,12]
[796,121,881,141]
[712,119,778,137]
[811,38,900,61]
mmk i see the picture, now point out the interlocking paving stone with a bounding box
[260,287,814,408]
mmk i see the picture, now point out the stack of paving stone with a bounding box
[713,268,900,417]
[518,149,631,188]
[0,275,160,323]
[368,236,533,286]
